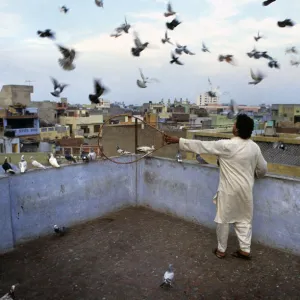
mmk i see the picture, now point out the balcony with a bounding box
[1,157,300,298]
[5,113,38,119]
[5,127,40,137]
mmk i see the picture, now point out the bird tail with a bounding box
[161,39,166,44]
[170,60,175,64]
[7,169,15,174]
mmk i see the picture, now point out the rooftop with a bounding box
[1,207,300,300]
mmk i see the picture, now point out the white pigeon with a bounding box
[116,145,132,155]
[137,145,155,153]
[160,264,174,288]
[30,156,46,169]
[0,284,18,300]
[49,153,60,168]
[88,149,97,160]
[227,99,239,119]
[18,155,27,173]
[176,151,182,162]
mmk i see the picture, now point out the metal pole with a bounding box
[135,118,138,154]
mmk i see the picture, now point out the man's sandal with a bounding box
[231,250,252,260]
[213,248,226,259]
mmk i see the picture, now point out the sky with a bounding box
[1,0,300,106]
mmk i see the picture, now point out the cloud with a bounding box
[0,12,22,37]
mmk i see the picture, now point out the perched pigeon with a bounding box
[50,77,68,97]
[30,156,46,169]
[227,99,239,119]
[137,145,155,153]
[268,59,280,69]
[286,46,298,54]
[202,42,210,53]
[249,69,265,85]
[164,1,176,17]
[116,145,131,155]
[53,225,66,236]
[273,142,287,151]
[161,31,173,45]
[57,44,76,71]
[170,52,183,65]
[0,284,18,300]
[196,154,208,164]
[88,149,97,160]
[160,264,174,288]
[176,151,182,162]
[89,79,109,104]
[37,29,55,40]
[60,6,69,13]
[218,54,234,64]
[95,0,103,7]
[277,19,295,28]
[262,0,276,5]
[2,157,15,174]
[166,18,181,31]
[48,153,60,168]
[254,31,264,42]
[19,155,27,173]
[65,151,76,163]
[81,151,89,163]
[131,31,149,57]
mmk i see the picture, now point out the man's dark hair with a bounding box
[236,114,254,139]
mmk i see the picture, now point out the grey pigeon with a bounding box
[254,31,264,41]
[263,0,276,6]
[290,57,300,67]
[160,264,174,288]
[95,0,103,7]
[60,6,69,13]
[268,59,280,69]
[37,29,55,40]
[89,79,109,104]
[50,77,68,97]
[161,31,173,45]
[286,46,298,54]
[57,44,76,71]
[202,42,210,53]
[53,225,66,236]
[131,31,149,57]
[116,17,131,34]
[170,52,183,65]
[196,154,208,164]
[249,69,265,85]
[116,145,131,155]
[164,1,176,17]
[166,18,181,30]
[277,19,295,28]
[227,99,239,119]
[0,284,19,300]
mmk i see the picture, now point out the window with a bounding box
[48,128,54,131]
[94,125,100,133]
[81,126,90,134]
[0,143,3,153]
[41,128,48,132]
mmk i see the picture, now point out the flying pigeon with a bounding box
[2,157,15,174]
[116,145,132,155]
[81,151,89,163]
[60,6,69,13]
[0,284,18,300]
[207,78,220,97]
[254,31,264,42]
[227,99,239,119]
[202,42,210,53]
[57,44,76,71]
[48,153,60,168]
[95,0,103,7]
[175,43,195,55]
[249,69,265,85]
[286,46,298,54]
[136,68,159,88]
[290,57,300,67]
[88,149,97,160]
[277,19,295,28]
[176,151,182,162]
[19,155,27,173]
[160,264,175,288]
[37,29,55,40]
[110,32,122,38]
[65,151,76,163]
[166,18,181,30]
[161,31,173,45]
[164,1,176,17]
[137,145,155,153]
[170,52,183,65]
[30,156,46,169]
[53,225,66,236]
[218,54,234,64]
[115,17,131,34]
[260,51,273,60]
[131,31,149,57]
[262,0,276,6]
[50,77,68,97]
[268,59,280,69]
[89,79,109,104]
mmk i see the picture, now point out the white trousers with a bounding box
[216,222,252,253]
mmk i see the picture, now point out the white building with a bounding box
[196,92,220,106]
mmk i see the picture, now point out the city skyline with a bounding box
[1,0,300,105]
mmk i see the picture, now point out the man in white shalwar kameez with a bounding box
[164,114,267,260]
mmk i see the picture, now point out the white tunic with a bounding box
[179,137,268,224]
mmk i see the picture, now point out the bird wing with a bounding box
[176,42,182,48]
[60,84,69,92]
[165,31,168,39]
[133,32,142,48]
[57,45,70,58]
[167,2,172,12]
[208,77,212,87]
[250,69,258,80]
[50,77,59,90]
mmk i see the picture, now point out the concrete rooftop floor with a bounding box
[1,207,300,300]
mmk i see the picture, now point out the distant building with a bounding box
[40,125,70,141]
[0,137,20,153]
[0,85,33,107]
[197,92,220,106]
[272,104,300,124]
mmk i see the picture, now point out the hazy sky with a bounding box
[0,0,300,106]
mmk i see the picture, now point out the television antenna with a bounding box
[25,80,35,85]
